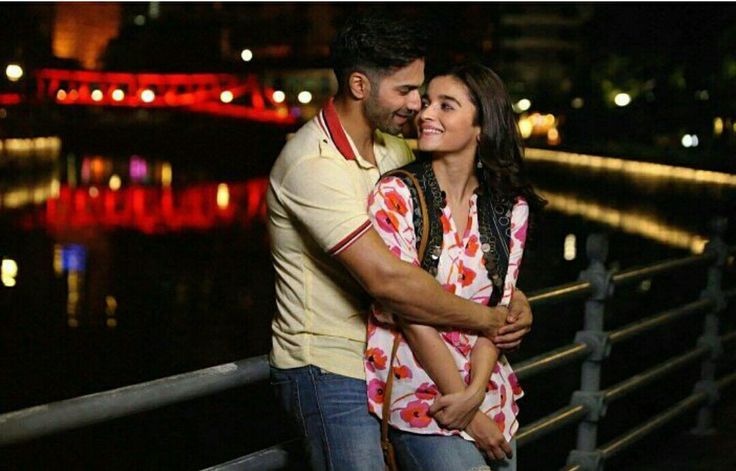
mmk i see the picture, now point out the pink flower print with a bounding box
[374,209,399,234]
[385,190,409,216]
[400,400,432,428]
[367,191,376,209]
[488,379,498,392]
[441,283,457,294]
[463,363,472,385]
[508,372,523,396]
[511,400,520,415]
[390,246,402,258]
[367,378,386,404]
[515,219,528,244]
[415,382,439,400]
[365,347,387,372]
[393,365,413,380]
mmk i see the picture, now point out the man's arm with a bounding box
[338,229,508,334]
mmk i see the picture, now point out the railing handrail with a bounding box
[1,243,733,471]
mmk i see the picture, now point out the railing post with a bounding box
[691,217,728,435]
[567,234,613,471]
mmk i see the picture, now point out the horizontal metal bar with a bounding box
[722,330,736,346]
[561,465,581,471]
[609,298,713,344]
[0,355,270,445]
[612,253,715,287]
[514,343,590,380]
[604,346,709,403]
[599,391,707,459]
[717,371,736,390]
[516,404,588,448]
[202,439,299,471]
[527,281,591,306]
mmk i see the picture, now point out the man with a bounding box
[267,11,532,470]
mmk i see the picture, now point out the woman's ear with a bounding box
[347,72,372,100]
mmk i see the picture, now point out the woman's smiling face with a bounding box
[417,75,480,155]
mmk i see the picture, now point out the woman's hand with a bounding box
[464,411,513,460]
[493,289,532,350]
[429,386,485,430]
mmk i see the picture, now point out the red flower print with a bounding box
[365,347,387,372]
[384,190,408,216]
[508,373,523,396]
[415,382,439,400]
[374,209,400,234]
[400,400,432,428]
[441,214,451,234]
[458,262,476,287]
[393,365,413,380]
[367,191,376,209]
[465,235,479,257]
[493,411,506,432]
[390,246,402,258]
[367,378,386,404]
[442,283,456,294]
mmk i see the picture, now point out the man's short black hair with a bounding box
[331,11,427,92]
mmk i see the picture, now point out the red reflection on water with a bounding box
[40,180,268,234]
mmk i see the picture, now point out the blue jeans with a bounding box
[270,365,384,471]
[389,428,518,471]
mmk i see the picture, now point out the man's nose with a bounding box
[407,90,422,112]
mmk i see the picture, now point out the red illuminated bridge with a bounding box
[34,69,296,125]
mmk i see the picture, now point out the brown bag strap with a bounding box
[379,168,430,470]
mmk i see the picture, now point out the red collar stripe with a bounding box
[321,97,357,161]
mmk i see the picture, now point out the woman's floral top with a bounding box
[365,175,529,442]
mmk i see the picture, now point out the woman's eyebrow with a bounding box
[438,94,462,107]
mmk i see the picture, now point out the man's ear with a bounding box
[347,71,372,100]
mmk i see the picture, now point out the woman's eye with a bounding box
[441,103,454,111]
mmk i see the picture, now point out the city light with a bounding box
[111,89,125,101]
[134,15,146,26]
[241,49,253,62]
[5,64,23,82]
[68,89,79,101]
[518,118,533,139]
[614,93,631,107]
[140,89,155,103]
[272,90,286,103]
[547,128,561,145]
[571,97,584,109]
[220,90,234,103]
[217,183,230,209]
[297,91,312,104]
[56,89,67,101]
[2,258,18,287]
[714,117,724,136]
[91,89,103,102]
[563,234,576,261]
[514,98,531,113]
[89,186,99,198]
[109,174,121,191]
[681,134,699,148]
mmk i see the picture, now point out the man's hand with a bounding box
[465,411,512,460]
[493,289,532,350]
[429,387,484,431]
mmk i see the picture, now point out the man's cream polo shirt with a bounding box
[267,99,414,380]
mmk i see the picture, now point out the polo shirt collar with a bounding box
[317,97,387,169]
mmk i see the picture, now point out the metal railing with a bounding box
[1,217,735,471]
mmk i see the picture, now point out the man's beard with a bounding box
[365,93,407,136]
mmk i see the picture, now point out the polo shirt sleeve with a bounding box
[277,155,372,256]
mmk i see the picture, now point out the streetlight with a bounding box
[5,64,23,82]
[614,93,631,107]
[241,49,253,62]
[297,91,312,104]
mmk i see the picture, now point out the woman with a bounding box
[365,63,545,470]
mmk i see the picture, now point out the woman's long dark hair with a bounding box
[445,63,546,214]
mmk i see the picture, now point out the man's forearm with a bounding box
[338,230,506,333]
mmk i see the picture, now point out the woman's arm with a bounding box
[401,323,498,430]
